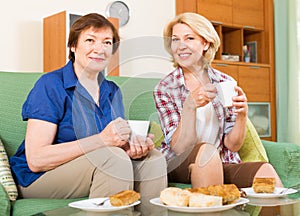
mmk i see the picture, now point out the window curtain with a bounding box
[275,0,300,145]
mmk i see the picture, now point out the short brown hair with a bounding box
[67,13,120,62]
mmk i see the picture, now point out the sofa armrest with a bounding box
[0,183,11,215]
[262,140,300,192]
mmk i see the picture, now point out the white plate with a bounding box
[68,197,140,212]
[149,197,249,213]
[241,187,298,198]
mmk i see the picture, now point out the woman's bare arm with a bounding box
[224,86,248,152]
[25,117,130,172]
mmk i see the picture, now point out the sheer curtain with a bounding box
[275,0,300,145]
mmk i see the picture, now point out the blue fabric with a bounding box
[9,61,124,187]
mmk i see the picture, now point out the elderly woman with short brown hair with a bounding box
[10,13,167,203]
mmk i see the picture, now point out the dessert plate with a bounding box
[241,187,297,198]
[68,197,140,212]
[149,197,249,213]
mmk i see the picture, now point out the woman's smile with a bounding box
[171,23,209,69]
[72,27,113,75]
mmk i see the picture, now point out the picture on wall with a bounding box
[245,41,257,63]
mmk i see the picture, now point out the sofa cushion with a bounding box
[107,76,161,122]
[262,140,300,198]
[0,72,42,157]
[12,197,84,216]
[0,183,10,216]
[149,121,164,148]
[0,139,18,201]
[238,118,269,162]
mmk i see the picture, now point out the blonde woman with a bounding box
[154,12,282,188]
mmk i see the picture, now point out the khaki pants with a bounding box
[18,147,167,201]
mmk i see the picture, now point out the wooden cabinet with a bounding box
[43,11,119,76]
[193,0,264,28]
[43,11,69,73]
[212,25,266,64]
[177,0,276,141]
[212,62,238,81]
[232,0,264,29]
[238,65,270,102]
[197,0,232,25]
[176,0,197,14]
[212,63,271,102]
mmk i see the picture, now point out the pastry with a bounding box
[160,187,191,207]
[185,187,210,195]
[160,184,240,207]
[207,184,240,204]
[189,193,222,207]
[252,177,275,193]
[109,190,140,206]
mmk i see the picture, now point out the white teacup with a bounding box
[218,81,238,107]
[128,120,150,140]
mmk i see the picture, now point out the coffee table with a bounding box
[37,196,300,216]
[247,196,300,216]
[36,206,248,216]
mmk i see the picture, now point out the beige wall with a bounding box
[1,0,175,77]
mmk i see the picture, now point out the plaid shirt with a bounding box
[153,66,242,164]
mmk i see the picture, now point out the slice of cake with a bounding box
[109,190,140,206]
[252,177,275,193]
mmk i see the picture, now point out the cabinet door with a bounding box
[176,0,197,14]
[212,63,239,81]
[238,66,270,101]
[197,0,232,25]
[232,0,264,29]
[43,11,67,72]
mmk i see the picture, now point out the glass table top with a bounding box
[38,196,300,216]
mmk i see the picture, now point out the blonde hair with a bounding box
[164,12,220,67]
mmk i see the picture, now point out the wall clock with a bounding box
[106,1,130,27]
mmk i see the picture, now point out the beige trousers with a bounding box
[18,147,167,202]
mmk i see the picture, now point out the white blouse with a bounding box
[196,102,220,146]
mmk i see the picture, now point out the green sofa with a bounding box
[1,71,300,216]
